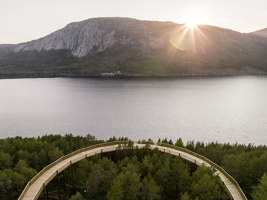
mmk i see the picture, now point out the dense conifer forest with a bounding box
[0,134,266,200]
[68,148,228,200]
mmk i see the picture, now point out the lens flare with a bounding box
[186,22,196,29]
[181,11,206,29]
[169,23,209,53]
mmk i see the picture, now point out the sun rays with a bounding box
[168,11,210,52]
[169,23,209,53]
[186,22,197,29]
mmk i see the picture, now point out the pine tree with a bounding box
[175,138,184,148]
[107,169,141,200]
[70,192,85,200]
[190,174,224,200]
[252,173,267,200]
[140,174,160,200]
[180,192,191,200]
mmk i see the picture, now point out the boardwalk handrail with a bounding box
[18,141,128,200]
[18,141,247,200]
[159,143,247,200]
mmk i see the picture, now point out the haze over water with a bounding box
[0,77,266,145]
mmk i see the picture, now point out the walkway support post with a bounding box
[70,161,75,194]
[63,171,67,193]
[56,170,61,200]
[43,183,49,200]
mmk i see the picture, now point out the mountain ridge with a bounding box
[249,28,267,38]
[0,17,267,78]
[14,17,178,57]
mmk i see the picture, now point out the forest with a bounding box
[1,42,267,79]
[0,134,266,200]
[67,146,228,200]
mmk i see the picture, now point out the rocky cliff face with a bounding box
[14,18,177,57]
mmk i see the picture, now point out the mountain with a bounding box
[14,18,176,57]
[0,17,267,78]
[250,28,267,38]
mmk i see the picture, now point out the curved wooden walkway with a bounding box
[18,143,247,200]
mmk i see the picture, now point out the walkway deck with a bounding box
[19,143,247,200]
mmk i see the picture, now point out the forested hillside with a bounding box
[0,135,266,200]
[1,18,267,78]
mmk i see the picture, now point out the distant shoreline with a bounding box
[1,73,267,80]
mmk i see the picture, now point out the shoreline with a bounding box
[1,73,267,80]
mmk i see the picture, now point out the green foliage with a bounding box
[0,150,12,170]
[191,165,214,182]
[175,138,185,148]
[0,135,265,200]
[85,158,118,199]
[190,174,224,200]
[180,192,191,200]
[222,151,267,195]
[0,169,26,199]
[161,138,174,145]
[140,174,161,200]
[70,192,86,200]
[0,134,101,200]
[190,166,228,200]
[187,141,267,198]
[252,173,267,200]
[107,169,141,200]
[71,149,227,200]
[155,156,190,199]
[14,160,37,182]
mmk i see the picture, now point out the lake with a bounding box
[0,76,266,145]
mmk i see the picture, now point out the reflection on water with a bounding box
[0,76,266,145]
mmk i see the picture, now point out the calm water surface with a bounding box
[0,77,266,145]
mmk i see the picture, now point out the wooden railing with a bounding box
[18,141,247,200]
[159,143,247,200]
[18,141,128,200]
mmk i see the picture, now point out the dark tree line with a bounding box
[0,134,101,199]
[0,134,266,200]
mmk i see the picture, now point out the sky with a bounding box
[0,0,267,44]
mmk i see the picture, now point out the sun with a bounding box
[170,12,209,51]
[185,17,198,29]
[182,12,204,29]
[186,22,197,29]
